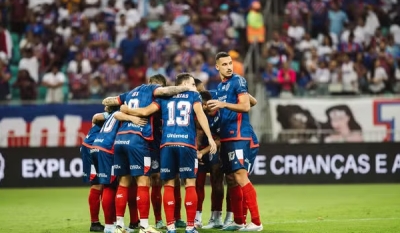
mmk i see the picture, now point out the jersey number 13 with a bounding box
[167,101,191,126]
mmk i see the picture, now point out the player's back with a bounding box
[216,74,252,140]
[157,91,201,150]
[92,112,121,153]
[118,84,161,140]
[82,123,103,147]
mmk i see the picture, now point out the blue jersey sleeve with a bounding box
[234,76,248,96]
[209,89,218,100]
[192,92,202,104]
[118,92,129,104]
[149,84,162,97]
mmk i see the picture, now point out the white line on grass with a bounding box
[264,217,400,225]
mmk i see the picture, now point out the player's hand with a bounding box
[208,138,217,155]
[207,100,225,111]
[120,104,129,113]
[197,151,205,165]
[130,116,147,126]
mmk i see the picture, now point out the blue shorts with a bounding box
[247,147,259,174]
[160,145,198,180]
[220,140,251,174]
[90,148,116,185]
[198,151,220,173]
[114,134,151,177]
[150,148,161,174]
[80,145,99,184]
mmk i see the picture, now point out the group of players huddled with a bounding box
[80,52,263,233]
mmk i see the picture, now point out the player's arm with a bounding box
[114,111,148,126]
[198,136,220,158]
[249,94,257,107]
[102,95,123,106]
[120,103,159,117]
[153,86,191,97]
[91,112,107,125]
[208,93,251,113]
[193,102,217,154]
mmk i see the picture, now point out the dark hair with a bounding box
[149,74,167,87]
[194,78,202,86]
[199,91,212,102]
[215,52,230,61]
[107,105,120,113]
[175,73,193,86]
[325,105,362,131]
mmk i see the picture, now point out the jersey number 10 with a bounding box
[167,101,191,126]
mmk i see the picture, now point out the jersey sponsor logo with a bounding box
[179,167,192,172]
[127,123,142,128]
[114,140,130,145]
[160,168,171,173]
[218,95,227,102]
[130,165,141,170]
[90,148,99,153]
[22,158,83,178]
[97,173,107,178]
[0,153,4,183]
[167,133,189,139]
[228,151,235,161]
[94,138,104,143]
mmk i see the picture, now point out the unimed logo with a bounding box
[22,158,83,178]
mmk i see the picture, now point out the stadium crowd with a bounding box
[0,0,255,102]
[0,0,399,102]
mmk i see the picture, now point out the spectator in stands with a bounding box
[340,53,359,94]
[390,21,400,45]
[288,19,305,43]
[127,56,146,89]
[277,61,296,97]
[163,13,183,38]
[67,51,92,99]
[12,69,37,100]
[190,61,209,87]
[311,59,331,95]
[18,47,39,83]
[115,14,129,47]
[97,50,126,96]
[0,52,10,100]
[262,62,280,97]
[296,66,313,96]
[187,24,210,53]
[285,0,309,25]
[56,19,72,42]
[317,34,334,58]
[83,0,101,19]
[202,54,219,89]
[89,75,104,99]
[328,2,348,37]
[146,61,167,83]
[0,23,12,60]
[119,27,142,69]
[42,64,66,103]
[310,0,328,38]
[10,0,28,36]
[246,1,265,44]
[146,0,165,29]
[117,0,140,27]
[368,59,388,94]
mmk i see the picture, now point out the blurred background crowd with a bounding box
[0,0,399,103]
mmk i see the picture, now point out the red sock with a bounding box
[115,186,129,218]
[226,189,231,212]
[89,188,102,223]
[102,186,116,224]
[163,185,175,225]
[242,196,248,223]
[151,185,162,222]
[185,186,198,227]
[128,184,139,224]
[196,172,206,212]
[174,185,182,220]
[242,183,261,225]
[137,186,150,219]
[229,186,244,224]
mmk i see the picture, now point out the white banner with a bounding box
[269,97,400,143]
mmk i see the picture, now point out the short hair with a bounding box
[149,74,167,87]
[194,78,203,86]
[215,52,230,61]
[106,105,120,113]
[175,73,193,86]
[200,91,212,102]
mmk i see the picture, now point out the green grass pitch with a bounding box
[0,184,399,233]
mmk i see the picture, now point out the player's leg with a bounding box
[113,135,132,232]
[179,147,199,233]
[205,162,224,229]
[242,147,259,225]
[96,150,118,233]
[220,141,245,231]
[151,172,165,229]
[174,176,186,228]
[127,135,159,232]
[150,149,166,229]
[127,180,139,231]
[160,146,179,233]
[194,165,207,228]
[82,145,104,232]
[230,141,262,232]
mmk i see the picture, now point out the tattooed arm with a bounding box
[102,96,121,106]
[153,86,191,97]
